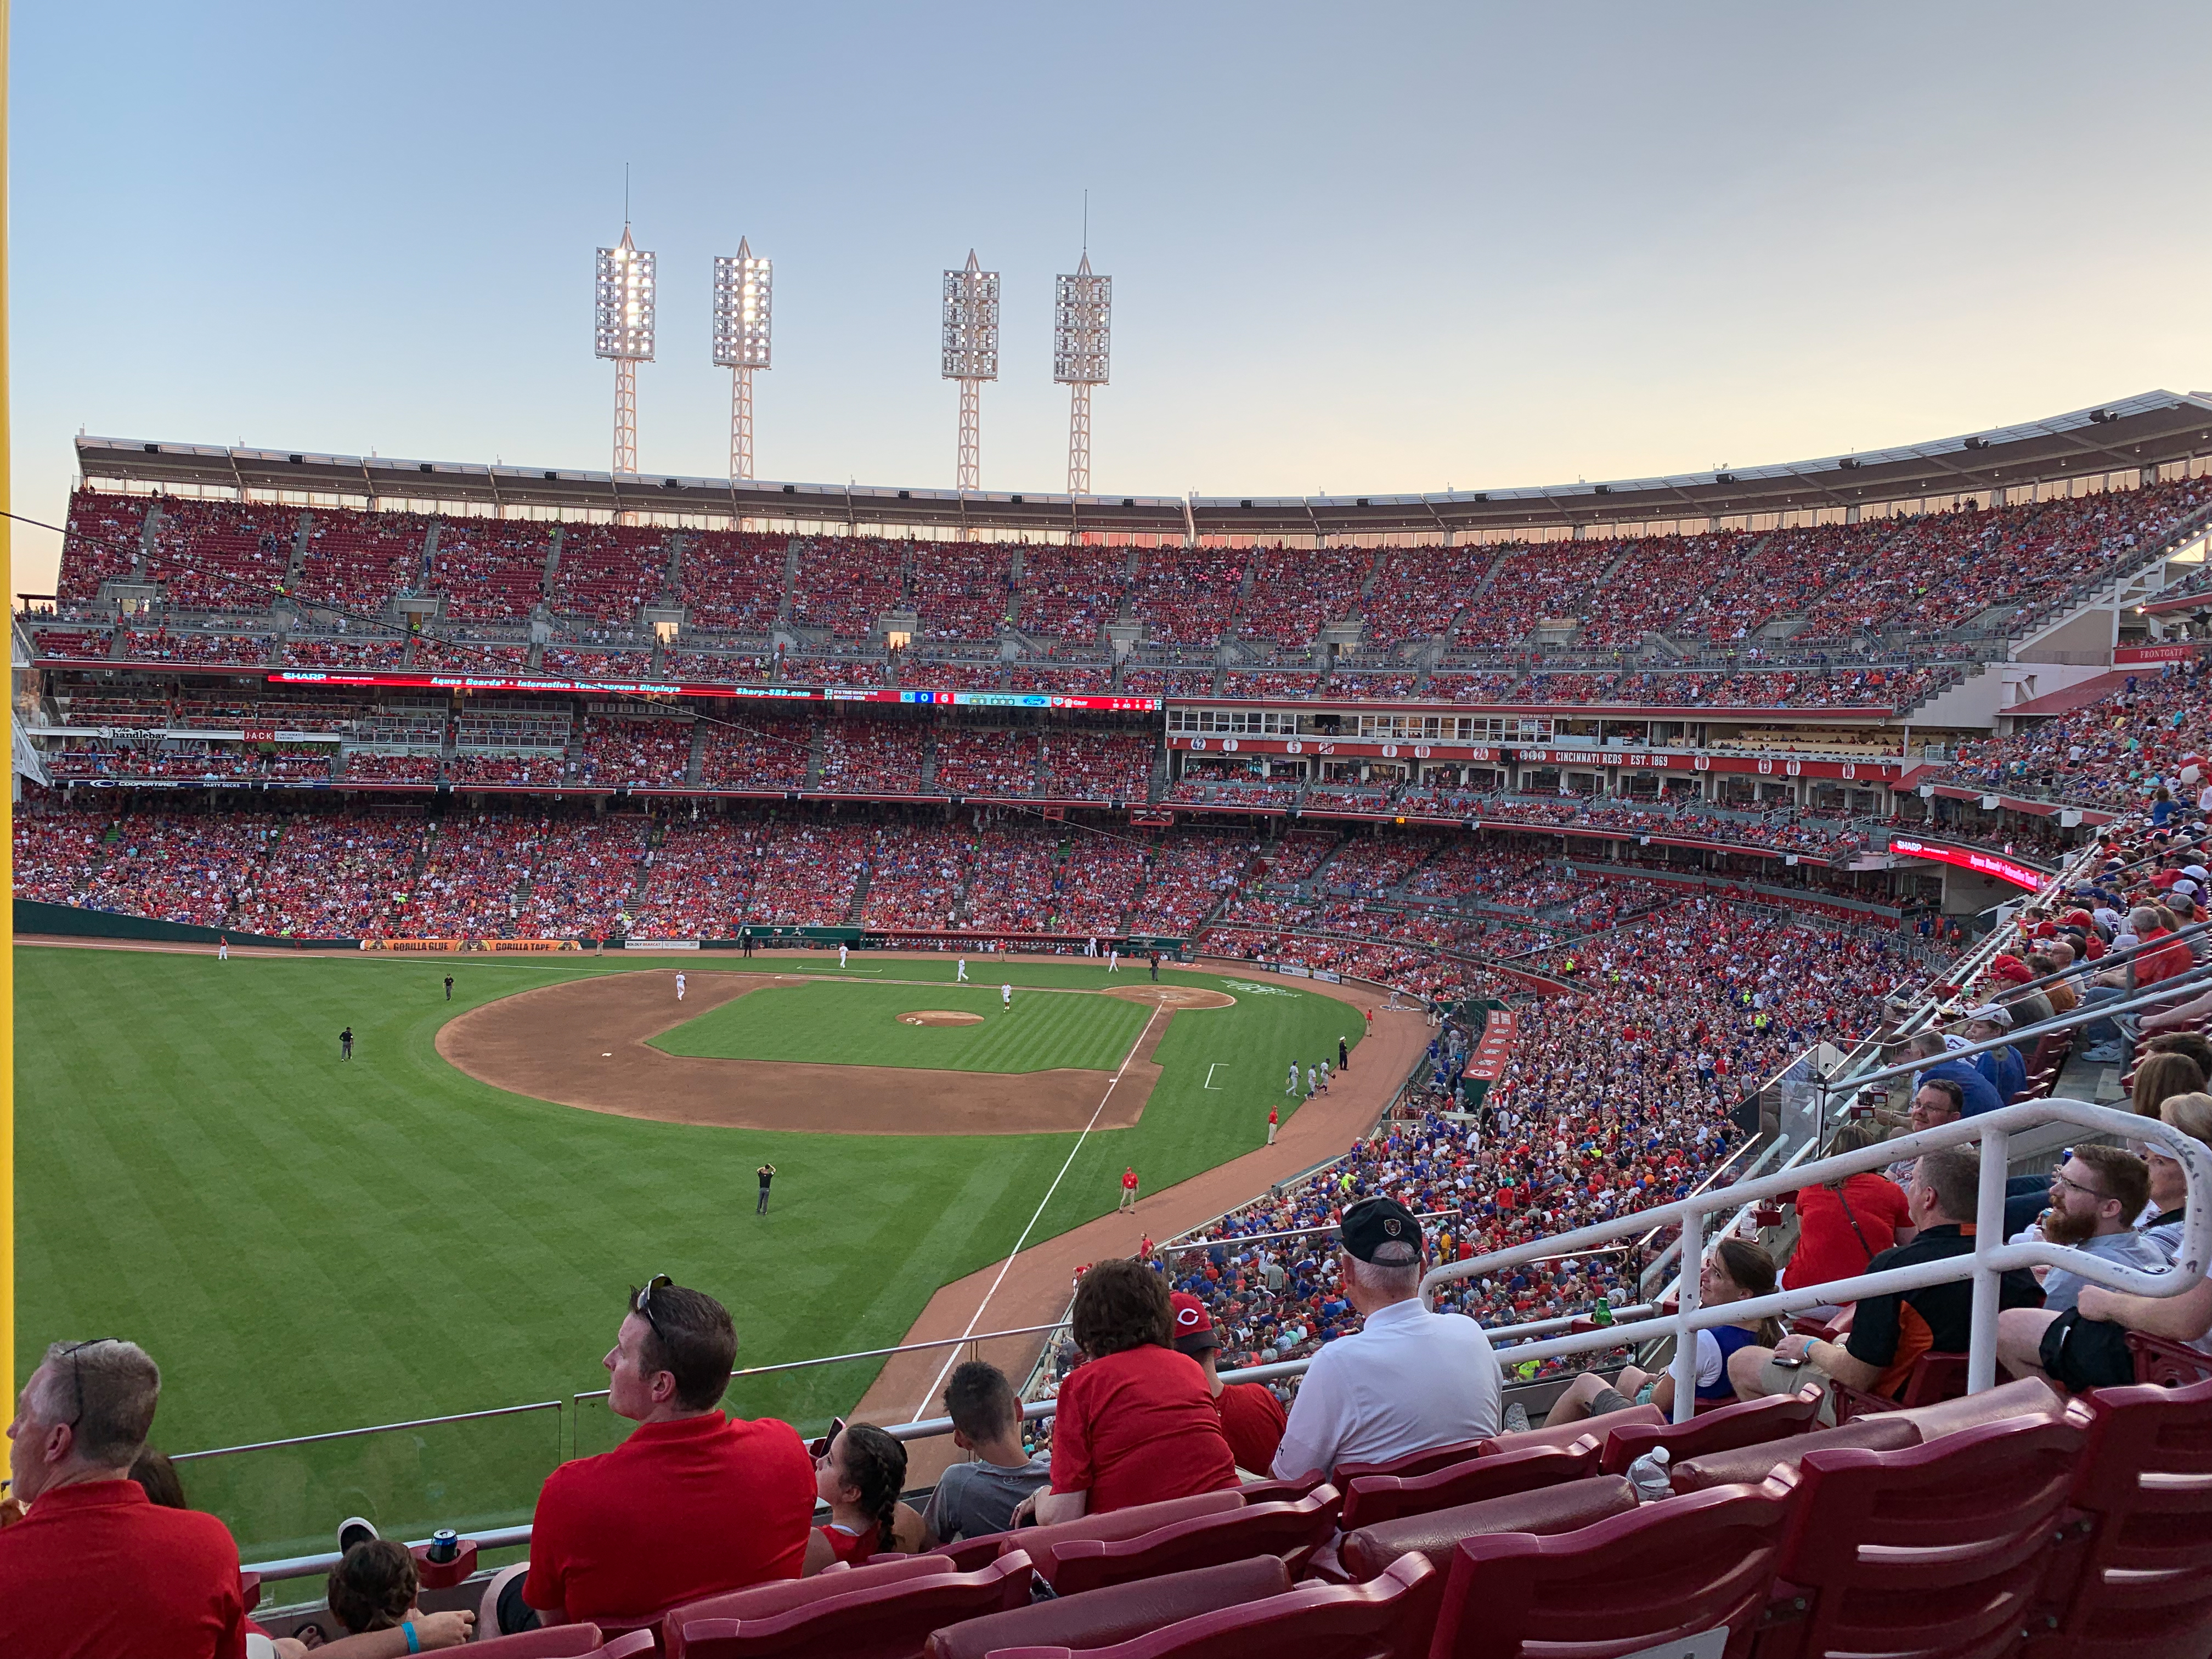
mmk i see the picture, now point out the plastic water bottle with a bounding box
[1624,1447,1672,1503]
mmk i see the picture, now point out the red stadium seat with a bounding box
[2127,1329,2212,1387]
[1429,1479,1800,1659]
[2021,1374,2212,1659]
[1233,1470,1330,1505]
[1829,1349,1971,1421]
[672,1551,1034,1659]
[465,1627,608,1658]
[1330,1439,1489,1486]
[1339,1438,1598,1531]
[663,1555,958,1657]
[1044,1488,1341,1596]
[1666,1414,1921,1494]
[1598,1386,1825,1476]
[1753,1412,2093,1659]
[1336,1472,1638,1582]
[1473,1403,1663,1458]
[921,1556,1293,1659]
[978,1552,1441,1659]
[992,1489,1245,1585]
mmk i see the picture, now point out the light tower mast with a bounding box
[941,251,1000,492]
[594,223,656,475]
[712,239,772,479]
[1053,252,1111,496]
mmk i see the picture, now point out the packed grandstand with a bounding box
[12,405,2212,1657]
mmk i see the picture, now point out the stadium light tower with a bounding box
[941,251,1000,492]
[594,222,656,475]
[1053,252,1111,496]
[712,239,772,480]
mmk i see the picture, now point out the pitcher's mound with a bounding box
[899,1009,986,1026]
[1104,985,1236,1009]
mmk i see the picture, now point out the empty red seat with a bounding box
[664,1555,957,1657]
[1430,1477,1799,1659]
[977,1552,1441,1659]
[998,1489,1245,1586]
[1338,1473,1638,1582]
[1340,1438,1598,1531]
[1669,1413,1920,1494]
[1046,1488,1341,1596]
[2023,1374,2212,1659]
[672,1551,1034,1659]
[1598,1386,1824,1476]
[471,1630,654,1659]
[1889,1374,2067,1439]
[1754,1411,2092,1659]
[921,1556,1293,1659]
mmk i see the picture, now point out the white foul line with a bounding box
[1204,1063,1224,1090]
[907,1001,1163,1419]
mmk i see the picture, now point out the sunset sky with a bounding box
[12,2,2210,592]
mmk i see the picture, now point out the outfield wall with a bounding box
[13,899,356,950]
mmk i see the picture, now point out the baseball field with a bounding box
[14,942,1374,1558]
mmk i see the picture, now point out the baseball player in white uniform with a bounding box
[839,943,849,969]
[1001,983,1013,1011]
[675,971,687,1002]
[957,957,969,982]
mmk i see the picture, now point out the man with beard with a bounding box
[1994,1144,2160,1390]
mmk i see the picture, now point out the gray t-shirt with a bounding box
[921,1454,1050,1543]
[2040,1227,2168,1313]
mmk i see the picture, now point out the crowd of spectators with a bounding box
[1953,654,2208,811]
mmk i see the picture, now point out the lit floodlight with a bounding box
[713,239,772,479]
[595,226,657,362]
[1053,252,1111,494]
[941,251,1000,494]
[712,242,772,370]
[594,223,656,475]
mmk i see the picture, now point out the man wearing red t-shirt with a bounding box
[1023,1260,1238,1521]
[1170,1293,1288,1475]
[0,1338,249,1659]
[1119,1166,1140,1210]
[500,1279,815,1632]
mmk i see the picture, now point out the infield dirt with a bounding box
[436,969,1191,1135]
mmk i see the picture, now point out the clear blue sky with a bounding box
[12,2,2210,592]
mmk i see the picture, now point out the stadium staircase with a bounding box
[918,730,941,793]
[684,721,712,787]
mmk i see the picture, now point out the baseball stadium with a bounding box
[7,12,2212,1659]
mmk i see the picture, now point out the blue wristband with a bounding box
[403,1622,420,1655]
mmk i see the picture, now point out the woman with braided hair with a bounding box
[803,1421,927,1572]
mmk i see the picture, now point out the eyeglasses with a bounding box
[57,1339,121,1428]
[2050,1169,2111,1203]
[631,1274,673,1346]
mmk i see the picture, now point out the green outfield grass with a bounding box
[651,979,1153,1071]
[13,946,1365,1559]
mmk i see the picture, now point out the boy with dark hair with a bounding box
[921,1362,1049,1543]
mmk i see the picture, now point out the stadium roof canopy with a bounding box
[75,390,2212,541]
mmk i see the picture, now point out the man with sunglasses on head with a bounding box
[495,1278,815,1635]
[1,1338,250,1659]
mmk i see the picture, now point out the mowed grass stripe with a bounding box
[650,980,1151,1073]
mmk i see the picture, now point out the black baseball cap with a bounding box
[1340,1195,1423,1263]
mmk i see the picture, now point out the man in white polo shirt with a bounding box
[1270,1195,1502,1481]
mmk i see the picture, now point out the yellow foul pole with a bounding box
[2,0,15,1492]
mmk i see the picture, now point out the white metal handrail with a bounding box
[1424,1096,2212,1419]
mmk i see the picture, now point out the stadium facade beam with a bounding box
[1053,252,1111,498]
[712,240,772,482]
[595,224,656,476]
[942,251,1000,501]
